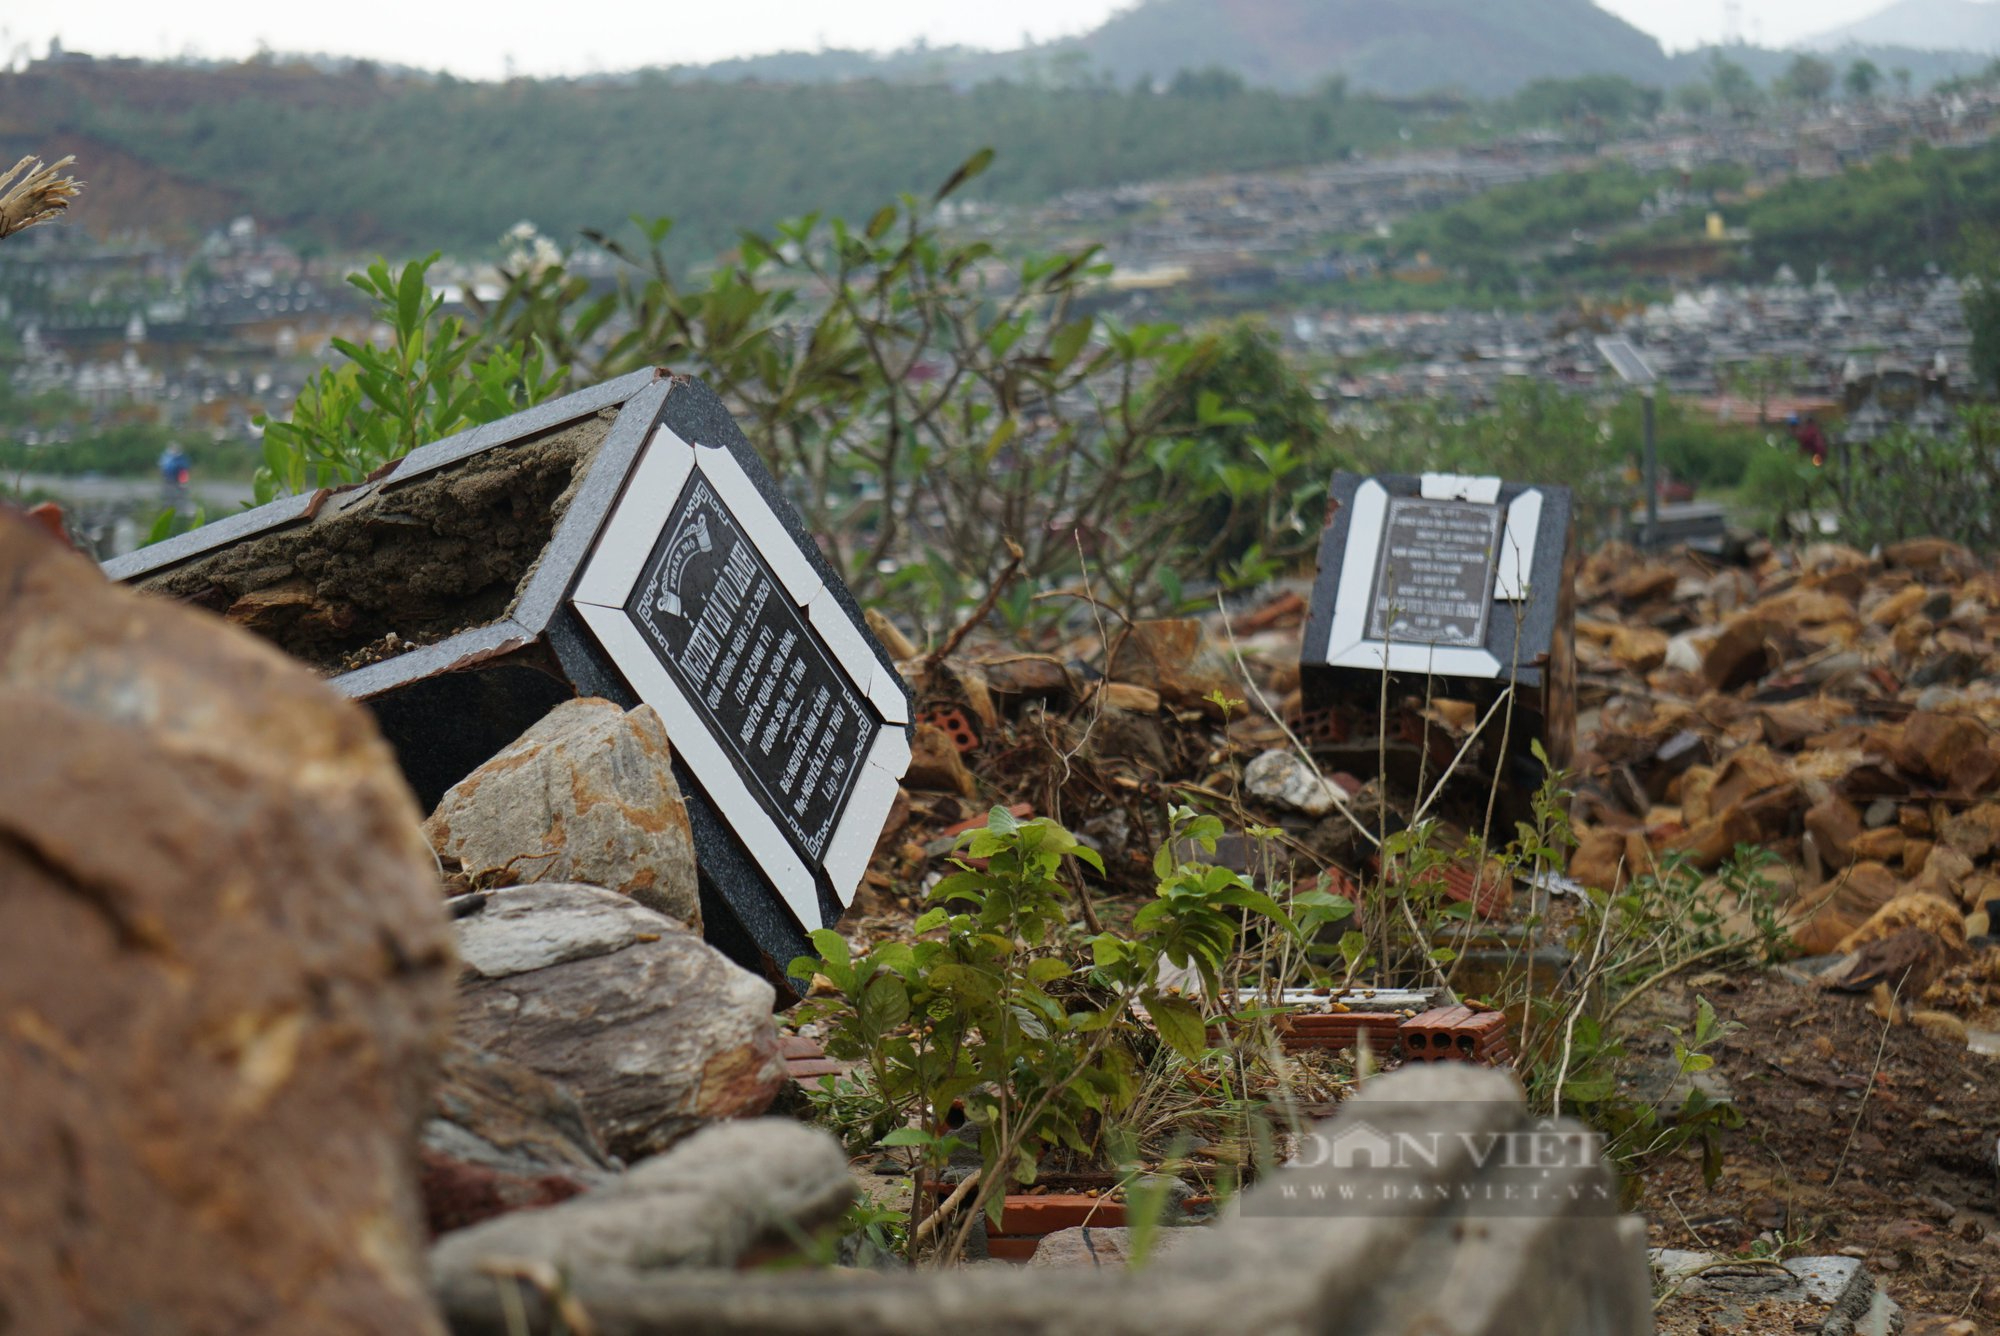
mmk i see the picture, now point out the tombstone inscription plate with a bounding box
[1365,497,1503,649]
[629,478,877,868]
[103,371,911,994]
[1300,471,1575,806]
[568,423,909,939]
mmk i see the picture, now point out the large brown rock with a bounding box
[424,698,701,930]
[0,510,454,1335]
[450,884,785,1161]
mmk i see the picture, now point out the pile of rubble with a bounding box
[1564,537,2000,1026]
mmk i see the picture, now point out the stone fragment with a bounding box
[420,1152,590,1240]
[1570,827,1644,891]
[1028,1225,1197,1269]
[422,1038,613,1234]
[906,721,979,796]
[430,1119,853,1278]
[1662,630,1704,674]
[1667,805,1762,871]
[1940,803,2000,861]
[1893,614,1935,657]
[1834,893,1967,955]
[1869,584,1926,627]
[1849,826,1906,864]
[1701,613,1776,690]
[1792,861,1903,956]
[1884,537,1973,574]
[451,884,785,1161]
[1805,797,1864,864]
[0,510,453,1336]
[1244,749,1345,817]
[438,1064,1654,1336]
[424,697,701,930]
[1896,713,1998,793]
[1679,765,1718,826]
[424,1038,617,1185]
[1108,618,1236,714]
[1909,845,1976,907]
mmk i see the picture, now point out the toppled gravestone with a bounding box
[425,697,701,929]
[106,371,914,992]
[0,508,454,1335]
[1300,471,1576,814]
[431,1119,854,1284]
[450,884,785,1160]
[436,1064,1653,1336]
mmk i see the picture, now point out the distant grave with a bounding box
[105,370,911,988]
[1299,471,1575,805]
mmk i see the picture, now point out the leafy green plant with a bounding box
[1533,994,1744,1193]
[792,805,1325,1262]
[1825,406,2000,552]
[468,154,1332,628]
[252,255,566,502]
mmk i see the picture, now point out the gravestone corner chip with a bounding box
[102,370,911,993]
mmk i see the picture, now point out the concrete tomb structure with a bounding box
[1299,470,1576,805]
[105,369,911,989]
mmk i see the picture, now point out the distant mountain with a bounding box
[671,0,1674,98]
[1668,41,1991,86]
[1060,0,1671,95]
[1801,0,2000,54]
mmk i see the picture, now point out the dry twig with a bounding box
[0,156,84,241]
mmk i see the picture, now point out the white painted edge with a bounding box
[1323,479,1390,663]
[1419,472,1502,504]
[1329,640,1505,678]
[572,601,822,929]
[864,722,913,782]
[1494,488,1543,602]
[807,588,884,701]
[571,425,698,609]
[822,763,901,908]
[695,444,824,607]
[869,667,912,725]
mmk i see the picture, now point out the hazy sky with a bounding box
[0,1,1926,80]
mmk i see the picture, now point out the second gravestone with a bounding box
[105,370,910,990]
[1299,471,1575,805]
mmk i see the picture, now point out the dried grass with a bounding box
[0,155,85,241]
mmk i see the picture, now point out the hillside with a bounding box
[1802,0,2000,53]
[1063,0,1669,95]
[3,59,1402,257]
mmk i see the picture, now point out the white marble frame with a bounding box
[570,425,910,927]
[1322,476,1544,679]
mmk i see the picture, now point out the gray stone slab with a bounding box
[436,1065,1653,1336]
[100,488,318,583]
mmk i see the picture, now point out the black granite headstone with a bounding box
[104,370,911,993]
[1299,471,1575,803]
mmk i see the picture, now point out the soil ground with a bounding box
[1632,969,2000,1327]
